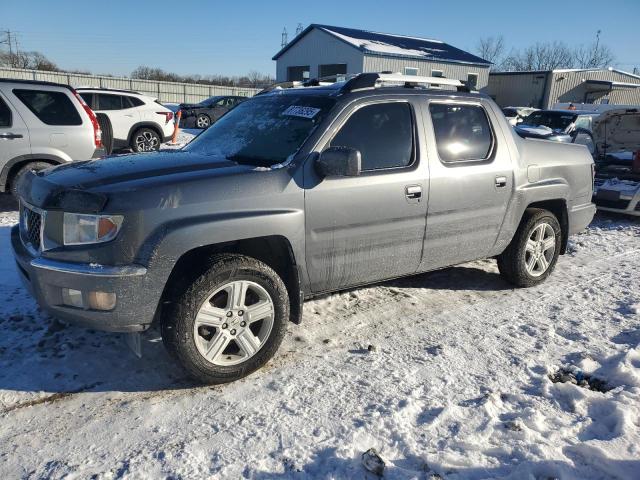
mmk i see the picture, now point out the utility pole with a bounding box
[1,29,14,56]
[593,29,601,67]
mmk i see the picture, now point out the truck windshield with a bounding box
[521,111,577,132]
[184,94,336,167]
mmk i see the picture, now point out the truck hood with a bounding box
[592,108,640,153]
[18,151,255,211]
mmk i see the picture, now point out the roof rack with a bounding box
[74,86,144,95]
[256,72,473,96]
[342,73,470,92]
[0,78,74,90]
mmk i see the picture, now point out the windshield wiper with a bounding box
[226,154,278,167]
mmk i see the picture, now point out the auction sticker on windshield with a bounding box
[283,106,321,119]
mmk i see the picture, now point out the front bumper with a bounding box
[11,225,158,332]
[568,202,597,235]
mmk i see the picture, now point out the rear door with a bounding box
[0,91,31,176]
[9,86,91,162]
[419,99,513,271]
[304,98,429,293]
[96,93,139,142]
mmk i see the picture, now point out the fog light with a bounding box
[88,291,117,311]
[62,288,84,308]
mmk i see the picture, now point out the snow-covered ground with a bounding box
[0,189,639,478]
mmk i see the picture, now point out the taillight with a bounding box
[72,90,102,148]
[157,111,174,124]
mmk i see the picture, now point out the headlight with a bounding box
[63,213,123,245]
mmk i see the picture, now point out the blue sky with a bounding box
[2,0,639,77]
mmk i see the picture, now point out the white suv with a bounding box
[0,79,105,196]
[77,88,174,152]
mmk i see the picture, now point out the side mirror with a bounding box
[315,146,362,178]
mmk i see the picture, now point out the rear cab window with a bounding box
[0,96,12,127]
[429,103,494,163]
[13,89,82,126]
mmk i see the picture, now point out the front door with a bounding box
[0,92,31,176]
[419,100,513,271]
[304,99,429,293]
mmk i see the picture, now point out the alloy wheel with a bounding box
[524,222,556,277]
[196,115,210,128]
[135,131,160,151]
[193,280,275,366]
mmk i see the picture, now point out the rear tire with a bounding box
[497,208,562,287]
[10,161,52,198]
[131,128,161,152]
[162,254,289,384]
[96,113,114,155]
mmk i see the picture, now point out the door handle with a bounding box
[405,185,422,203]
[495,176,508,188]
[0,133,23,139]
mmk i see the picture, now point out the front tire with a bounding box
[162,254,289,384]
[497,208,562,287]
[196,113,211,129]
[10,161,51,198]
[131,128,161,152]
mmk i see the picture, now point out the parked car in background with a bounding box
[0,79,105,196]
[502,106,537,126]
[179,95,247,129]
[514,109,599,155]
[12,73,596,384]
[592,108,640,216]
[77,88,174,153]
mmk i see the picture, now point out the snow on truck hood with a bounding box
[592,108,640,153]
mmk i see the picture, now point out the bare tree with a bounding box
[476,36,505,66]
[503,41,574,71]
[573,42,615,68]
[0,49,58,70]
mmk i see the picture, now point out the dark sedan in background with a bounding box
[179,95,247,129]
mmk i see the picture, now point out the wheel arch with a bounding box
[0,154,64,192]
[160,235,303,325]
[524,199,569,254]
[127,122,164,147]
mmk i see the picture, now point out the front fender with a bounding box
[137,208,308,296]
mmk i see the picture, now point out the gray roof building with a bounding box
[273,24,491,89]
[488,68,640,109]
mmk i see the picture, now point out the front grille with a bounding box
[20,203,42,251]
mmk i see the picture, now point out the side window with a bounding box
[329,102,414,171]
[13,89,82,126]
[0,96,12,127]
[430,103,493,163]
[574,116,591,130]
[79,92,94,109]
[97,94,123,110]
[128,96,144,107]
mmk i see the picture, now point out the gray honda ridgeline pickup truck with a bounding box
[12,73,596,384]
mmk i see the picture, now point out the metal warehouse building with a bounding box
[273,24,491,89]
[488,68,640,109]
